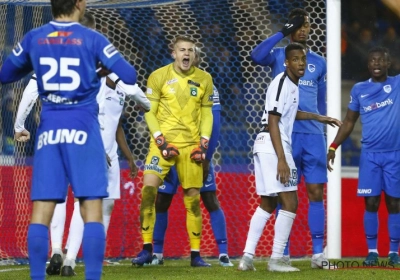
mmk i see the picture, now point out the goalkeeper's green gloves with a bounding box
[190,137,209,163]
[280,15,305,37]
[155,134,179,160]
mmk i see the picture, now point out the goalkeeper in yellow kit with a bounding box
[132,35,214,267]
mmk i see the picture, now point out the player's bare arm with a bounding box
[295,110,342,127]
[116,119,138,178]
[327,109,359,172]
[268,114,290,184]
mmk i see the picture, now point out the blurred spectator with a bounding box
[380,26,400,75]
[345,27,376,81]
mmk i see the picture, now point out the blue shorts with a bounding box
[31,106,108,202]
[292,133,327,184]
[358,150,400,198]
[158,163,216,194]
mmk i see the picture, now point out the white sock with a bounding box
[65,201,84,261]
[389,251,398,254]
[271,210,296,259]
[102,199,115,234]
[50,201,67,256]
[368,249,378,253]
[243,207,272,255]
[154,253,163,260]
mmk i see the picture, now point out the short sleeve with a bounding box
[267,75,286,116]
[348,85,360,112]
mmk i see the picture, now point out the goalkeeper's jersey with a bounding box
[348,75,400,152]
[146,63,213,148]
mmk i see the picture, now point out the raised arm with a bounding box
[251,15,305,66]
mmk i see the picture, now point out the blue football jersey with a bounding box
[212,85,221,112]
[9,21,123,108]
[268,47,327,134]
[348,75,400,152]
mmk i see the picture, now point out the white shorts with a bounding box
[254,152,298,196]
[106,156,121,199]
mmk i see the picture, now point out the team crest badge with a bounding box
[308,64,315,73]
[190,87,197,96]
[150,156,159,165]
[383,85,391,93]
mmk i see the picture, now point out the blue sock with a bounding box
[28,224,49,280]
[153,212,168,254]
[364,211,378,250]
[308,201,325,255]
[209,209,228,255]
[82,222,105,280]
[276,203,290,255]
[388,213,400,252]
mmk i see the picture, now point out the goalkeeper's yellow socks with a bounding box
[140,186,158,244]
[184,194,202,250]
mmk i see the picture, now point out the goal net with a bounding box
[0,0,326,260]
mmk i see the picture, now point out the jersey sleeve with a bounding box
[93,32,124,71]
[348,85,360,112]
[212,85,221,111]
[201,74,214,107]
[146,72,162,102]
[267,76,286,116]
[9,33,33,70]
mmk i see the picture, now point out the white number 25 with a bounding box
[40,57,80,91]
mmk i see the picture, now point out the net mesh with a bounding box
[0,0,326,260]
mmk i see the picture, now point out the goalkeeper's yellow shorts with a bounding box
[144,142,203,189]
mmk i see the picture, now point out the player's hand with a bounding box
[106,153,112,167]
[327,150,336,172]
[316,116,342,128]
[14,129,30,142]
[156,134,179,160]
[277,158,290,184]
[280,15,305,37]
[190,137,209,163]
[202,159,210,182]
[127,158,138,178]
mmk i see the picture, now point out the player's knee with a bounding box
[280,192,298,213]
[155,193,173,213]
[306,183,324,202]
[141,186,158,209]
[184,194,201,217]
[201,192,220,212]
[385,196,400,214]
[365,196,380,212]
